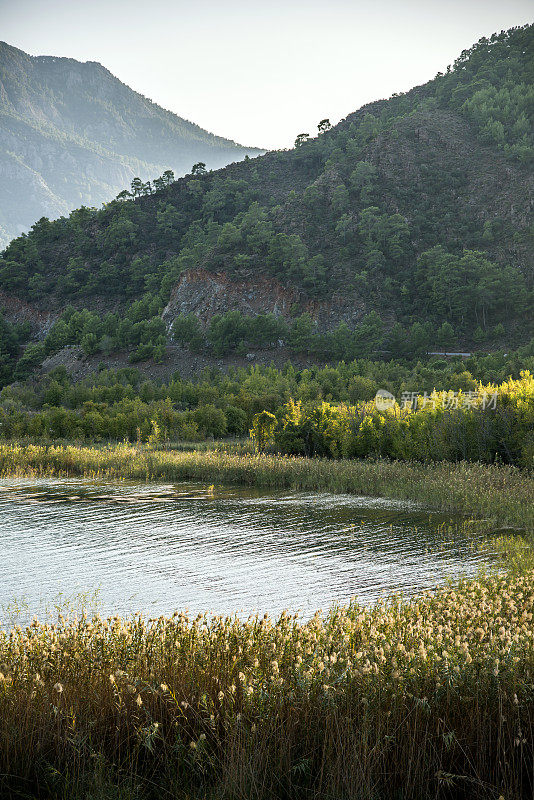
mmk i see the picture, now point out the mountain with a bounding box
[0,24,532,380]
[0,41,262,247]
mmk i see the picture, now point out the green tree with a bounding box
[208,311,249,356]
[350,161,377,205]
[250,410,277,453]
[294,133,310,147]
[172,314,203,347]
[147,419,162,448]
[193,404,227,438]
[289,314,315,352]
[130,177,144,198]
[81,333,100,356]
[436,322,456,349]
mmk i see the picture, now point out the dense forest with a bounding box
[0,24,533,386]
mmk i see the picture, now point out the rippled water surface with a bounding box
[0,478,489,621]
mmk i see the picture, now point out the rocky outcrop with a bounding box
[162,269,367,332]
[0,290,57,337]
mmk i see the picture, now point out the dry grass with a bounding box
[1,570,533,799]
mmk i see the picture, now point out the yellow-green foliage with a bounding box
[1,570,533,798]
[249,409,277,453]
[274,371,534,467]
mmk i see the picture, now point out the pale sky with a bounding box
[1,0,532,150]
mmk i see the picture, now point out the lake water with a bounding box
[0,478,490,622]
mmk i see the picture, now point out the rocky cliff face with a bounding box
[162,269,367,332]
[0,290,56,337]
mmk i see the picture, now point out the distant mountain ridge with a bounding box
[0,41,262,246]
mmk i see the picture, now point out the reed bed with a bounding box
[0,442,532,531]
[2,443,533,797]
[1,570,533,799]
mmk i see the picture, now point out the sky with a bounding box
[1,0,532,150]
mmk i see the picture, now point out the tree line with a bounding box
[0,343,532,445]
[251,372,534,468]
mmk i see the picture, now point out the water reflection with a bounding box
[0,478,489,621]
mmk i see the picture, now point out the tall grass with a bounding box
[0,442,532,531]
[1,570,533,799]
[1,443,533,797]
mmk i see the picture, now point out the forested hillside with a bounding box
[0,42,262,246]
[0,25,532,383]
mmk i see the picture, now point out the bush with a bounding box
[269,372,534,466]
[192,404,227,438]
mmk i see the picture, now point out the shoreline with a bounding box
[0,442,532,532]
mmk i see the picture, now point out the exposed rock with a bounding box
[162,269,367,332]
[40,343,314,382]
[0,290,57,337]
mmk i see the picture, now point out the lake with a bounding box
[0,478,490,622]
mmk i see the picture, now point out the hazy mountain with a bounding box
[0,41,262,247]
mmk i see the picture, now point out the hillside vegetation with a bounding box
[0,42,261,246]
[0,345,531,468]
[0,25,533,381]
